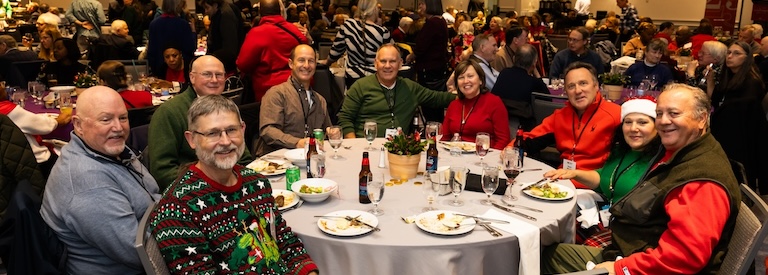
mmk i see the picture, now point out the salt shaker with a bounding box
[378,147,387,168]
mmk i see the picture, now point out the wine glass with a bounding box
[426,121,443,142]
[481,166,500,205]
[310,153,325,178]
[28,81,38,104]
[501,147,522,203]
[648,74,658,91]
[327,125,344,160]
[368,180,385,216]
[449,166,469,206]
[422,171,440,212]
[363,120,377,151]
[474,132,490,167]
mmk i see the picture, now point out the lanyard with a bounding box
[459,95,480,136]
[570,97,602,159]
[381,84,397,128]
[608,153,642,205]
[291,77,311,137]
[478,59,498,78]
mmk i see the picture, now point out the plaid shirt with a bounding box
[619,3,639,31]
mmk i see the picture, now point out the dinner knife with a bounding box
[453,213,511,224]
[501,202,543,213]
[491,202,538,221]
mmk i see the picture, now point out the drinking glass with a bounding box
[47,74,57,88]
[449,166,469,206]
[310,153,325,178]
[422,171,440,212]
[28,81,38,104]
[368,180,385,216]
[426,121,443,142]
[327,125,344,159]
[59,92,73,117]
[474,132,490,167]
[363,120,377,151]
[481,166,500,205]
[501,147,522,203]
[648,74,658,91]
[11,89,26,108]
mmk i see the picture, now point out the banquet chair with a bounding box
[531,92,567,126]
[135,201,170,275]
[318,42,332,60]
[222,87,244,105]
[116,60,149,83]
[11,60,45,85]
[548,35,569,52]
[128,105,157,129]
[313,64,344,124]
[238,102,260,155]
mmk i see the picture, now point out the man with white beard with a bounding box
[149,95,319,274]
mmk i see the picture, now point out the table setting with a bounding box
[249,134,577,275]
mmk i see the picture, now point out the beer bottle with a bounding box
[359,152,372,204]
[514,125,525,167]
[306,137,318,178]
[426,137,438,172]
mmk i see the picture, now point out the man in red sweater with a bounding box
[236,0,310,102]
[516,62,621,188]
[542,83,740,274]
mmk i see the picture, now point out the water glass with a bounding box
[474,132,490,167]
[426,121,443,142]
[310,153,325,178]
[11,89,26,108]
[368,180,385,216]
[422,171,440,212]
[364,120,377,151]
[449,166,469,206]
[327,125,344,159]
[501,147,521,203]
[481,166,499,205]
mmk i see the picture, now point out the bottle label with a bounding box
[426,156,437,172]
[517,147,524,167]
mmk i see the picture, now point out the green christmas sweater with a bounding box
[149,164,318,274]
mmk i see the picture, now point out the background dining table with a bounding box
[265,138,577,275]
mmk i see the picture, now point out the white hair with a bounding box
[398,17,413,28]
[752,24,764,39]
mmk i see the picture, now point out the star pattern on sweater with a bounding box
[242,187,248,196]
[220,193,229,202]
[220,262,230,271]
[185,246,197,255]
[257,181,265,189]
[196,199,207,209]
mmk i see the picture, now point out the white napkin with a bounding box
[481,208,539,275]
[575,189,601,228]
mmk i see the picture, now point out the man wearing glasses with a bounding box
[149,55,253,190]
[150,95,318,274]
[549,27,605,79]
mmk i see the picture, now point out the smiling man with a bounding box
[254,45,332,156]
[337,44,456,138]
[41,86,161,274]
[549,27,605,79]
[150,95,318,274]
[517,62,620,189]
[149,55,253,190]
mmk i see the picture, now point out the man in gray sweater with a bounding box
[41,86,161,274]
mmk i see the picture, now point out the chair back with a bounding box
[127,105,157,129]
[129,124,150,155]
[313,64,345,124]
[238,102,261,154]
[318,42,333,60]
[135,201,171,275]
[548,35,569,52]
[531,92,567,126]
[12,60,45,85]
[718,183,768,275]
[115,60,149,83]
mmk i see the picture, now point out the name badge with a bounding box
[599,208,611,227]
[563,159,576,170]
[385,128,398,138]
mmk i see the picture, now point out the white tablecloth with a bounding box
[268,138,576,275]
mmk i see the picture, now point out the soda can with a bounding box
[313,128,325,148]
[286,165,301,190]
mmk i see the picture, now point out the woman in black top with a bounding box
[39,38,89,86]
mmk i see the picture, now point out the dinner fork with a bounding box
[474,218,502,237]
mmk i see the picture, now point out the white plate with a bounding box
[317,210,379,236]
[246,159,290,176]
[415,210,476,236]
[440,141,477,153]
[271,189,299,210]
[284,149,306,167]
[522,182,575,201]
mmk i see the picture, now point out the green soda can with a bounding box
[313,128,325,148]
[286,165,301,190]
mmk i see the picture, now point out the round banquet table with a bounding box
[266,138,577,275]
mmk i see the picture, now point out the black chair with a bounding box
[10,60,45,85]
[313,64,345,125]
[222,87,244,105]
[135,201,171,275]
[127,105,157,129]
[128,124,150,155]
[531,92,567,126]
[115,60,149,83]
[318,42,333,60]
[238,102,261,155]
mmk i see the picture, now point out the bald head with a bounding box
[190,55,226,96]
[260,0,281,16]
[760,36,768,56]
[111,20,129,37]
[73,86,130,157]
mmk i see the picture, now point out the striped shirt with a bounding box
[328,18,391,79]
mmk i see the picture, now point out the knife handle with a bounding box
[510,209,537,221]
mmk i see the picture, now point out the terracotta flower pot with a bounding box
[388,153,421,180]
[603,84,624,101]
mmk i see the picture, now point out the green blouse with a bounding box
[594,150,653,204]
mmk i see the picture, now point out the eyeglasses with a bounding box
[727,51,745,56]
[567,38,583,43]
[192,127,242,142]
[192,71,225,81]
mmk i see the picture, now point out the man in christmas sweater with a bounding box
[150,95,318,274]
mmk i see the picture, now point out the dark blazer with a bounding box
[2,49,40,63]
[90,34,140,69]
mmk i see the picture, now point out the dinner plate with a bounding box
[415,210,476,236]
[271,189,299,211]
[440,141,477,153]
[246,159,290,176]
[522,182,575,201]
[316,210,379,237]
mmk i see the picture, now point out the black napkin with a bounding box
[464,173,507,195]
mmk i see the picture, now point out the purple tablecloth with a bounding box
[23,91,75,141]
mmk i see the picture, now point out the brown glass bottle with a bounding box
[426,137,438,172]
[359,152,372,204]
[514,125,524,167]
[306,137,317,178]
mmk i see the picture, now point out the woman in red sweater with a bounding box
[97,61,153,109]
[484,16,505,47]
[442,59,510,149]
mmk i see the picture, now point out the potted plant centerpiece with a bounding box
[74,71,98,96]
[383,129,427,180]
[599,71,627,101]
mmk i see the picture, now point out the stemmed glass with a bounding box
[474,132,490,167]
[327,125,344,160]
[647,74,658,91]
[426,121,443,142]
[481,166,500,205]
[28,81,39,105]
[449,166,469,206]
[422,171,440,211]
[368,180,385,216]
[363,120,377,151]
[501,147,522,203]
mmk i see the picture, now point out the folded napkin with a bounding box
[575,189,601,228]
[481,208,539,275]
